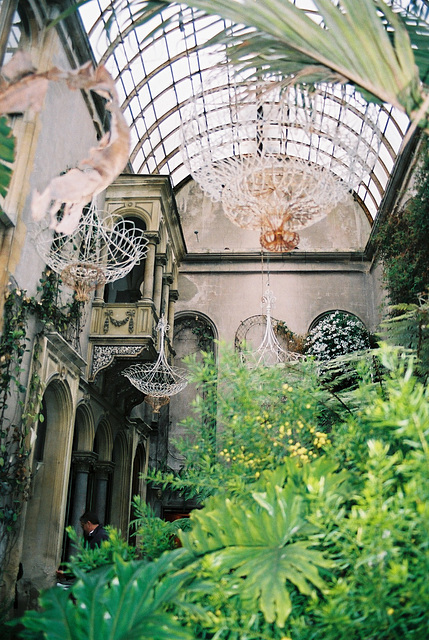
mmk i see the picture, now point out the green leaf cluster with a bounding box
[151,346,336,499]
[0,116,15,198]
[19,552,194,640]
[130,496,190,560]
[376,136,429,307]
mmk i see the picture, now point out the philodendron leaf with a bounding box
[20,551,194,640]
[180,473,333,627]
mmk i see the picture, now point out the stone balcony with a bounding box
[88,299,171,382]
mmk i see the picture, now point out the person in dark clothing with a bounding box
[79,511,109,549]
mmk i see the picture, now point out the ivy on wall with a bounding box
[376,136,429,306]
[0,270,83,581]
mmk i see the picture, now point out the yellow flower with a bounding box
[387,608,394,616]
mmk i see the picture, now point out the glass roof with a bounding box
[79,1,414,219]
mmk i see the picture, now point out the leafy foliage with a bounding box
[0,116,15,198]
[379,295,429,382]
[63,526,137,576]
[16,347,429,640]
[19,552,195,640]
[149,347,336,499]
[376,136,429,306]
[130,496,190,560]
[180,471,333,627]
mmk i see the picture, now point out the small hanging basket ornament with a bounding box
[122,316,188,409]
[32,200,149,301]
[143,394,171,414]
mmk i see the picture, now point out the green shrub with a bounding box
[130,496,190,560]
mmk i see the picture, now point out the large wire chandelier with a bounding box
[181,77,382,251]
[32,201,149,301]
[122,316,189,412]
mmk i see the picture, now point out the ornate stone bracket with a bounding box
[103,309,135,334]
[90,344,150,380]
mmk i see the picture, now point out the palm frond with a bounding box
[110,0,429,125]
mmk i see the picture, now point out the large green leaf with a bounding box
[180,474,332,627]
[19,551,195,640]
[0,116,15,198]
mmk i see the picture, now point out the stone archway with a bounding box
[62,403,96,561]
[19,378,74,606]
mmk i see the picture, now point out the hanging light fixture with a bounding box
[181,76,382,251]
[122,315,188,411]
[247,283,303,366]
[32,200,149,301]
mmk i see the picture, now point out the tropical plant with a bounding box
[62,526,137,576]
[375,135,429,307]
[179,464,339,628]
[148,346,338,499]
[18,551,195,640]
[96,0,429,137]
[130,496,190,560]
[16,347,429,640]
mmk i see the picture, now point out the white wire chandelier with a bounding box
[181,76,382,251]
[122,315,189,413]
[32,200,149,301]
[249,284,304,366]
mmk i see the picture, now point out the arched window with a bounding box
[306,310,370,361]
[104,216,147,303]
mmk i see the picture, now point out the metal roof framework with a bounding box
[79,1,418,220]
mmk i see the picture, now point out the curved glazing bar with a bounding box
[79,1,411,218]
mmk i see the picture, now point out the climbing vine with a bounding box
[0,270,83,577]
[376,135,429,307]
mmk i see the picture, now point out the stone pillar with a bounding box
[141,234,159,302]
[153,255,167,317]
[161,274,173,318]
[93,461,115,525]
[168,289,179,340]
[69,452,98,535]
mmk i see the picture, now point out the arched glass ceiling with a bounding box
[79,1,412,219]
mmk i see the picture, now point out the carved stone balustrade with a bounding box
[88,300,158,381]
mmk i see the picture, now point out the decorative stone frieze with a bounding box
[90,344,150,380]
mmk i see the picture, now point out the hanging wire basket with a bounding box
[122,316,189,405]
[247,285,304,367]
[32,201,149,301]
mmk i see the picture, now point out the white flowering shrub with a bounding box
[305,311,370,361]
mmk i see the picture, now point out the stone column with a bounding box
[141,234,159,302]
[69,452,98,535]
[93,461,115,525]
[153,255,167,317]
[161,274,173,319]
[168,289,179,340]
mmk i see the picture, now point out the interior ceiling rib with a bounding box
[79,1,412,219]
